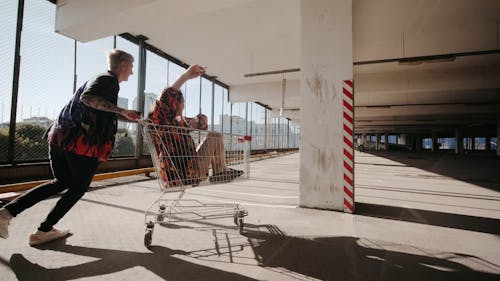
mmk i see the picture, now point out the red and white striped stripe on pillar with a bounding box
[342,80,355,213]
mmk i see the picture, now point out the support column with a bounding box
[300,0,353,211]
[399,134,404,145]
[431,132,438,152]
[415,134,422,152]
[485,137,491,151]
[455,128,463,155]
[376,133,381,151]
[7,0,24,163]
[384,132,389,151]
[471,136,476,151]
[361,133,367,152]
[497,122,500,156]
[409,134,415,151]
[135,35,148,159]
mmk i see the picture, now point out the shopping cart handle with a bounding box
[238,136,252,142]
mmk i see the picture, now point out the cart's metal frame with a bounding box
[140,120,250,248]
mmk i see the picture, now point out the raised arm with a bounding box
[171,64,206,91]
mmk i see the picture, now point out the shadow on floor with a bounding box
[359,151,500,191]
[242,225,499,281]
[8,223,500,281]
[356,202,500,235]
[9,239,257,281]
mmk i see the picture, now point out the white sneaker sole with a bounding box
[29,230,70,246]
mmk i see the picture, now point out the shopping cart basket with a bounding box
[139,120,250,248]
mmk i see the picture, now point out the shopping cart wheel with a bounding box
[238,218,244,234]
[144,221,154,248]
[157,204,166,222]
[156,214,164,222]
[144,228,153,248]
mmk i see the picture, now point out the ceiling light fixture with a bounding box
[244,68,300,77]
[398,54,456,66]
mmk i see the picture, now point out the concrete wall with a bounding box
[353,0,500,61]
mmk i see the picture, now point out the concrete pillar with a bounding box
[399,134,407,145]
[361,133,367,151]
[455,128,463,154]
[376,133,381,151]
[415,134,422,152]
[299,0,353,211]
[471,137,476,151]
[384,132,389,151]
[497,122,500,156]
[485,137,491,151]
[408,134,414,151]
[431,132,438,152]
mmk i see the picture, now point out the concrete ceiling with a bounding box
[55,0,500,131]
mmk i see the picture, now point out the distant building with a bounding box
[132,92,157,114]
[129,93,157,134]
[117,97,129,130]
[118,97,128,109]
[23,116,52,128]
[219,114,247,135]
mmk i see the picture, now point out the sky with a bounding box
[0,0,294,132]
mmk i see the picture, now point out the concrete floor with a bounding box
[0,151,499,280]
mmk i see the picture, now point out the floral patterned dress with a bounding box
[149,87,207,187]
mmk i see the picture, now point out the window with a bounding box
[250,103,266,149]
[231,102,247,136]
[213,84,223,132]
[184,75,200,119]
[167,61,184,88]
[16,0,74,161]
[290,122,300,148]
[265,109,273,149]
[76,37,114,88]
[145,50,167,114]
[0,0,18,162]
[114,36,139,157]
[437,137,455,150]
[200,77,212,128]
[221,89,230,134]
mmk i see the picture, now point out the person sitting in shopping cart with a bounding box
[148,64,243,187]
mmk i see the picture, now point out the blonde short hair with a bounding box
[107,49,134,70]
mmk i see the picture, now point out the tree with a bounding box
[0,128,8,161]
[14,124,49,161]
[113,129,135,156]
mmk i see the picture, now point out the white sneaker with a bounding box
[0,208,13,239]
[29,228,70,246]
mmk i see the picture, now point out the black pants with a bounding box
[5,145,99,232]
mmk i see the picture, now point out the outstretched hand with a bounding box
[171,64,207,91]
[184,64,206,80]
[120,109,142,122]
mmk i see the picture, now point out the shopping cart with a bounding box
[139,120,250,248]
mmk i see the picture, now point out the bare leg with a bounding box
[197,132,227,175]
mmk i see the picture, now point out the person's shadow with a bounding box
[9,238,257,281]
[242,224,500,281]
[9,225,500,281]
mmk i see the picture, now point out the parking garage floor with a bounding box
[0,152,499,281]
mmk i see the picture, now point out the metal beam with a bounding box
[354,49,500,65]
[8,0,24,163]
[244,68,300,78]
[135,35,147,158]
[119,33,230,90]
